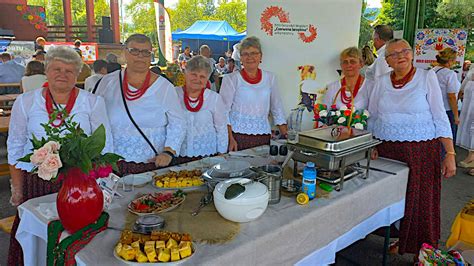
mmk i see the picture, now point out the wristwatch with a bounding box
[162,150,176,162]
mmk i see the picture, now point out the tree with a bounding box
[125,0,158,45]
[168,0,206,32]
[28,0,110,26]
[214,0,247,32]
[377,0,406,30]
[359,0,376,47]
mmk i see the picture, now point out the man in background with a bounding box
[365,24,394,82]
[0,52,25,94]
[85,59,107,92]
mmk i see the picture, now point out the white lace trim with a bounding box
[230,111,272,135]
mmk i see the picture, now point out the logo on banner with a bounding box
[260,6,317,43]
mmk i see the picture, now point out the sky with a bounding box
[122,0,382,9]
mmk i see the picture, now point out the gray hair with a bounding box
[186,55,211,76]
[239,36,262,54]
[385,38,413,58]
[125,34,152,47]
[199,45,210,54]
[106,53,118,63]
[45,46,83,73]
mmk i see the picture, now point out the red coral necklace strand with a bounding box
[241,68,262,84]
[44,83,78,128]
[183,86,205,112]
[123,69,152,101]
[391,66,416,89]
[340,75,363,105]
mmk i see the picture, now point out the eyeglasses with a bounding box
[341,59,360,65]
[240,51,261,58]
[125,47,152,57]
[386,48,412,59]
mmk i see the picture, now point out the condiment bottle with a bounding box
[302,162,317,200]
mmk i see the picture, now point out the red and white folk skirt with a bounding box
[377,139,442,254]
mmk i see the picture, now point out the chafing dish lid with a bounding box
[298,126,371,143]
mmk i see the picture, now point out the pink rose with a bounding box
[40,153,62,176]
[96,165,113,178]
[37,164,57,181]
[43,141,61,153]
[30,147,50,165]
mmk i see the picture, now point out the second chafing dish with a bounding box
[297,125,374,152]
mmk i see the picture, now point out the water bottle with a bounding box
[302,162,317,200]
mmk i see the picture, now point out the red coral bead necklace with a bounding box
[123,69,152,101]
[43,82,78,128]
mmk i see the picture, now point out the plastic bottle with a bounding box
[302,162,317,200]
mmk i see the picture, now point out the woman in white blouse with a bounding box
[7,46,113,265]
[220,36,287,151]
[433,47,461,142]
[324,47,369,110]
[20,60,47,93]
[367,39,456,256]
[176,56,228,160]
[457,66,474,172]
[95,34,186,174]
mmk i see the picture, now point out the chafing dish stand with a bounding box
[285,126,381,191]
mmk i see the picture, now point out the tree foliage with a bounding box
[214,0,247,32]
[28,0,110,26]
[125,0,158,45]
[376,0,473,60]
[377,0,406,31]
[359,0,376,47]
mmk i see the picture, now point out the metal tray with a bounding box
[298,125,373,152]
[289,139,381,171]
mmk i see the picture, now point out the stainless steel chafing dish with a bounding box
[285,125,381,191]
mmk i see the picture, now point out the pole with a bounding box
[85,0,95,42]
[403,0,419,46]
[62,0,73,42]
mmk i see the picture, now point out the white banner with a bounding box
[154,0,173,62]
[247,0,362,130]
[414,29,468,80]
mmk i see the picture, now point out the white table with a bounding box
[17,157,408,266]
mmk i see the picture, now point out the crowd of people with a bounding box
[2,23,473,263]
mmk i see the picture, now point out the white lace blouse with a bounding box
[323,79,370,110]
[95,70,186,163]
[176,88,228,157]
[367,68,452,141]
[7,89,113,171]
[220,70,287,135]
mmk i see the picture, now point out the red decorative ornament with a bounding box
[123,69,152,101]
[298,24,318,43]
[241,68,263,84]
[56,167,104,233]
[391,66,416,89]
[44,84,78,128]
[183,86,205,112]
[260,6,290,36]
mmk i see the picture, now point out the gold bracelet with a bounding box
[446,151,456,156]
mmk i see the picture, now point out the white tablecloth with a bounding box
[17,157,409,266]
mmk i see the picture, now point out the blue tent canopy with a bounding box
[172,21,245,41]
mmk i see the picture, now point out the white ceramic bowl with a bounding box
[213,178,269,223]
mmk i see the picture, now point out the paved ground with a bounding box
[0,147,472,266]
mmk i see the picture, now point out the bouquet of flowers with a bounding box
[313,103,370,129]
[18,111,122,181]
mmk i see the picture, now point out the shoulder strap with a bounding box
[435,67,445,74]
[91,77,103,94]
[119,71,159,156]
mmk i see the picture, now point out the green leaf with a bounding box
[82,125,106,159]
[18,154,32,163]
